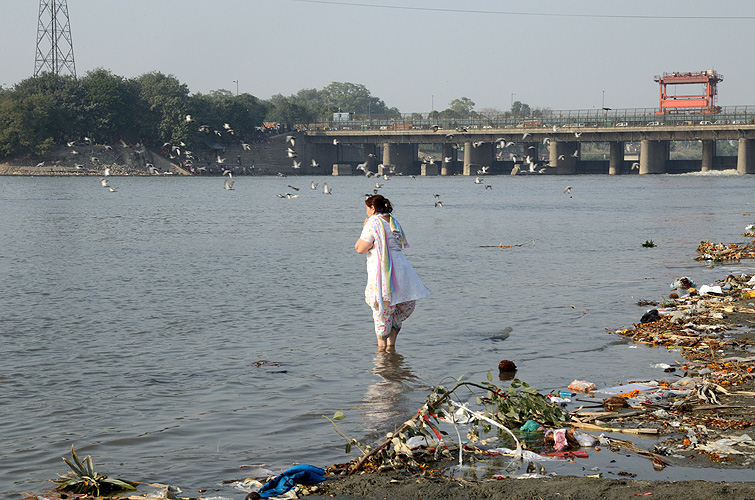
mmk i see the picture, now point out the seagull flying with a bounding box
[323,183,332,194]
[224,178,235,190]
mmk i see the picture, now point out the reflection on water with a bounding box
[359,350,417,433]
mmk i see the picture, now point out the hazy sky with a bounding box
[2,0,754,114]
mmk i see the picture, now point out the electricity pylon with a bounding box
[34,0,76,78]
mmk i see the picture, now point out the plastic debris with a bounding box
[670,277,695,290]
[699,284,723,295]
[488,447,550,462]
[520,420,542,432]
[696,434,754,456]
[568,380,597,393]
[595,383,658,396]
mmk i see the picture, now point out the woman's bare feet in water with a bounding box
[386,326,399,349]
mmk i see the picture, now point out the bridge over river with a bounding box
[298,106,755,176]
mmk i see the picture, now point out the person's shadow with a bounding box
[359,350,417,434]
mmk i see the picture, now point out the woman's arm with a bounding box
[355,238,374,254]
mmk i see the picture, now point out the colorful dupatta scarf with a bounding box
[366,214,408,311]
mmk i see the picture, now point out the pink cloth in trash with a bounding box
[546,429,569,451]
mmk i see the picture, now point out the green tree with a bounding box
[266,95,313,126]
[189,90,269,139]
[320,82,390,117]
[511,100,531,117]
[448,97,476,117]
[0,73,83,157]
[133,72,190,145]
[81,68,138,143]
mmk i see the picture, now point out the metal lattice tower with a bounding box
[34,0,76,78]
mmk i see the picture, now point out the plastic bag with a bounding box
[568,380,597,393]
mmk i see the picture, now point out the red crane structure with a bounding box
[654,70,723,114]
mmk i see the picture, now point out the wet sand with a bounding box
[320,473,755,500]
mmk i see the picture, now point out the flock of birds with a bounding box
[82,120,593,202]
[227,127,584,206]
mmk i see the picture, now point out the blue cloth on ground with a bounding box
[257,464,326,498]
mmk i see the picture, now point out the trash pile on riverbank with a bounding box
[599,271,755,467]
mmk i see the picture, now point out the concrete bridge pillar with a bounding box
[421,163,439,176]
[737,138,755,174]
[548,141,578,175]
[701,140,715,172]
[463,142,493,175]
[639,140,667,175]
[312,143,338,174]
[382,143,414,174]
[332,164,353,176]
[609,141,624,175]
[441,143,456,175]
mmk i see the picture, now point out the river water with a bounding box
[2,172,755,497]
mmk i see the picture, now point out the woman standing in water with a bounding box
[355,195,430,350]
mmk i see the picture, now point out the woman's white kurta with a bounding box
[359,215,430,306]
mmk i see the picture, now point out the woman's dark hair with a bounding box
[365,194,393,214]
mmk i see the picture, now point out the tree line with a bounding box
[0,70,402,159]
[0,68,530,160]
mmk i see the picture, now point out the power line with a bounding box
[290,0,755,20]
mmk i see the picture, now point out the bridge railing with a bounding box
[306,106,755,132]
